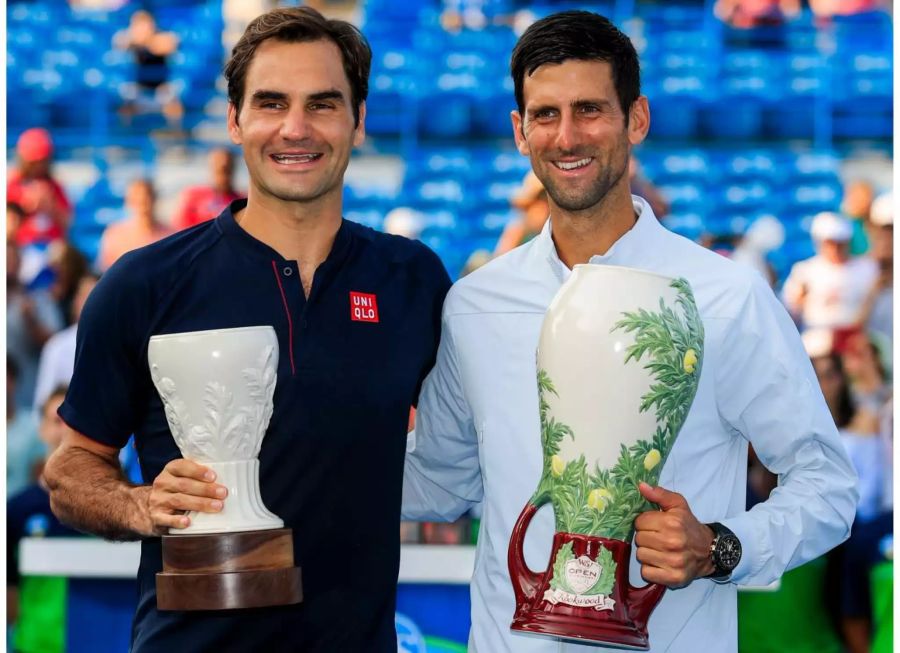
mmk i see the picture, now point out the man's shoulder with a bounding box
[444,239,546,316]
[99,221,224,298]
[348,220,447,276]
[649,227,769,317]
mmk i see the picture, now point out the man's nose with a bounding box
[554,112,579,152]
[280,105,313,141]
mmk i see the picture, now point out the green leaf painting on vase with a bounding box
[532,278,704,540]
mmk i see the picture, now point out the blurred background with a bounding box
[5,0,893,652]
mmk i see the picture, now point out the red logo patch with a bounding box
[350,292,379,323]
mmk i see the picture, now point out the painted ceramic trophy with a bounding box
[148,326,302,611]
[508,265,704,649]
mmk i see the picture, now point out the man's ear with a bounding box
[627,96,650,146]
[511,111,529,156]
[227,103,242,146]
[353,101,367,148]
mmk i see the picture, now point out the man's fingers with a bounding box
[638,482,688,511]
[639,563,686,588]
[634,528,688,552]
[160,493,224,515]
[151,511,191,531]
[165,476,227,500]
[164,458,217,482]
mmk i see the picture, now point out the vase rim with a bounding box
[571,263,675,283]
[149,325,276,342]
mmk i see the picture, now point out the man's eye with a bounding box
[310,103,334,111]
[533,110,555,121]
[261,102,283,109]
[580,104,600,114]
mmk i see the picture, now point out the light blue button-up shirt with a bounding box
[402,196,858,653]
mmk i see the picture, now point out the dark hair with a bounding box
[224,6,371,126]
[510,11,640,123]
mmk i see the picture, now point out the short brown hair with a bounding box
[224,7,371,126]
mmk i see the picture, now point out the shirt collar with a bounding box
[534,195,663,281]
[216,198,353,265]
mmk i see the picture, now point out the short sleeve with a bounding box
[58,256,152,449]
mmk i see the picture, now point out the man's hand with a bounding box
[148,459,228,534]
[634,482,716,588]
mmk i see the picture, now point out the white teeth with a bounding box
[555,158,592,170]
[273,154,319,163]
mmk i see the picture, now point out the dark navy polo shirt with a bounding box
[59,200,450,652]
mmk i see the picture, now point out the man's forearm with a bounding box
[44,445,153,541]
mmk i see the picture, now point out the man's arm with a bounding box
[715,274,857,584]
[44,426,227,540]
[403,314,483,522]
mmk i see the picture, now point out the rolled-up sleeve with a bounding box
[715,275,858,585]
[402,313,483,522]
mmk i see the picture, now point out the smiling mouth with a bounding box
[553,157,593,171]
[270,153,323,164]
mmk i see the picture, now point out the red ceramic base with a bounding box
[509,504,666,650]
[511,610,651,650]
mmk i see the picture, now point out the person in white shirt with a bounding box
[402,11,858,653]
[782,211,879,331]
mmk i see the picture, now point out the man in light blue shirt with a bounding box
[402,11,858,653]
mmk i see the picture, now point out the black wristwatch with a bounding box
[706,522,742,581]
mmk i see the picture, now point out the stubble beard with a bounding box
[541,148,629,213]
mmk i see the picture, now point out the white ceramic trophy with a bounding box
[509,265,704,649]
[148,326,302,611]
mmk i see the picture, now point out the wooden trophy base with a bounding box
[157,527,302,611]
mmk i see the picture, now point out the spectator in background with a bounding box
[858,191,892,347]
[7,129,72,248]
[33,274,99,415]
[809,0,891,20]
[495,171,548,255]
[841,180,874,256]
[731,215,785,287]
[172,148,244,231]
[841,331,890,418]
[45,242,89,328]
[7,242,65,411]
[7,202,26,242]
[7,385,80,653]
[714,0,800,28]
[6,358,44,498]
[113,10,184,130]
[809,343,889,653]
[99,179,173,271]
[782,211,878,332]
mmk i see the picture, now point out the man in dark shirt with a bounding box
[44,8,450,652]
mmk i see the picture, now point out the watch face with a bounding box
[716,534,742,571]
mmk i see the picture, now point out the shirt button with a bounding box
[283,266,293,277]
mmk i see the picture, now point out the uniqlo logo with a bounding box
[350,292,379,323]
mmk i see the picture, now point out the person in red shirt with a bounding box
[7,129,72,247]
[172,147,244,230]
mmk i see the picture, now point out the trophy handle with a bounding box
[507,501,543,606]
[625,576,666,632]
